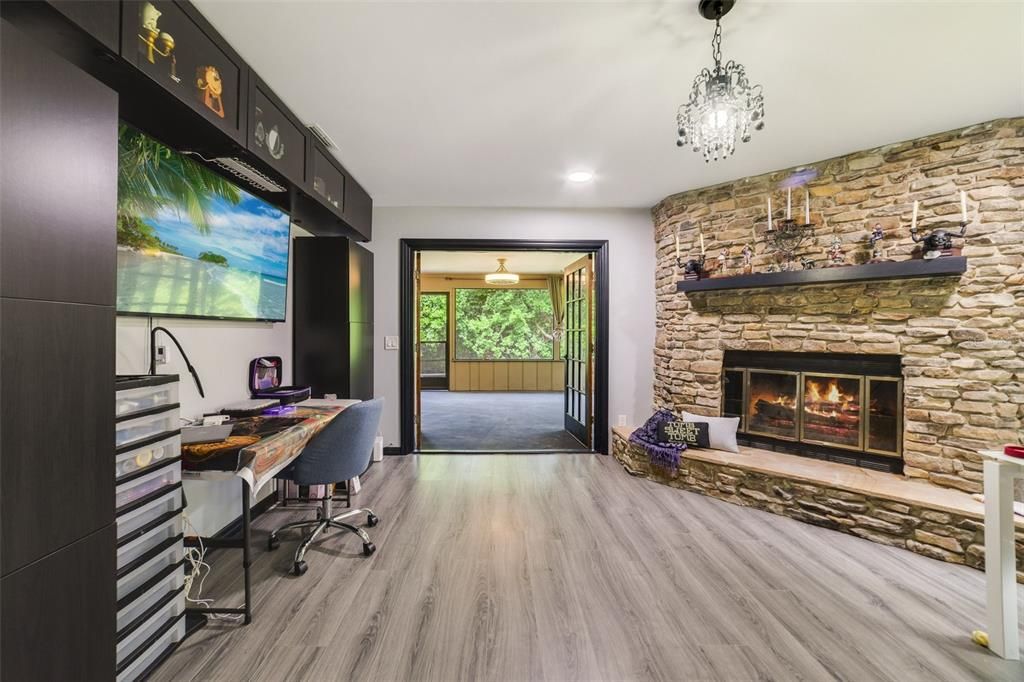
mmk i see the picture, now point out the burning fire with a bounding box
[804,378,858,417]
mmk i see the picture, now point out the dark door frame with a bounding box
[399,238,610,455]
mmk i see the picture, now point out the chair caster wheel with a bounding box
[268,535,280,551]
[363,542,376,556]
[292,560,308,576]
[367,513,379,527]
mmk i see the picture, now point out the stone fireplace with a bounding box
[612,117,1024,575]
[723,351,903,473]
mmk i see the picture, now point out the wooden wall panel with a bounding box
[447,360,564,391]
[493,363,509,390]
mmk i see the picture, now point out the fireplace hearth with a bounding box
[723,351,902,473]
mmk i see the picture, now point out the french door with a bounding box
[419,292,449,390]
[562,255,593,447]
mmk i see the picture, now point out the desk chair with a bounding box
[268,398,384,575]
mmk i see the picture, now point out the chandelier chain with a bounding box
[712,17,722,71]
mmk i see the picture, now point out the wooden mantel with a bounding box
[676,257,968,293]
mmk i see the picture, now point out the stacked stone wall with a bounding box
[652,118,1024,494]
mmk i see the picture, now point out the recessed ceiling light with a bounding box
[567,170,594,183]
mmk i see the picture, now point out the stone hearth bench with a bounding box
[612,427,1024,582]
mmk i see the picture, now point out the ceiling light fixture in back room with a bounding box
[484,258,520,286]
[676,0,765,162]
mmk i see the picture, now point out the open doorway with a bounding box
[400,239,609,454]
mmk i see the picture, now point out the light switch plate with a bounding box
[384,335,399,350]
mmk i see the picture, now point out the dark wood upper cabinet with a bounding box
[344,174,373,240]
[120,1,248,144]
[48,0,120,53]
[248,72,307,187]
[0,17,117,306]
[311,144,346,215]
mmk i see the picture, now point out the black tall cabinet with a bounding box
[1,18,117,682]
[294,238,374,400]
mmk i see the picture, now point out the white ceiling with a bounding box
[196,1,1024,209]
[420,250,584,274]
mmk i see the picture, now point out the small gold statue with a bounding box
[196,65,225,118]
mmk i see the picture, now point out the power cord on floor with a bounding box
[182,514,244,623]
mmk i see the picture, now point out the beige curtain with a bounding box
[548,275,565,354]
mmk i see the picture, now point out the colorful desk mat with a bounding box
[181,405,347,493]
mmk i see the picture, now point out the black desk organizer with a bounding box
[113,375,197,681]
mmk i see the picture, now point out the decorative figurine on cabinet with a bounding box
[826,235,845,266]
[196,65,226,118]
[909,192,969,259]
[138,2,180,83]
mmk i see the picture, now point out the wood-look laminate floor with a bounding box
[155,454,1024,682]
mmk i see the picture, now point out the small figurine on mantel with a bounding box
[909,192,970,259]
[799,256,816,270]
[676,225,708,280]
[741,243,754,274]
[826,234,845,267]
[868,223,886,262]
[717,250,728,275]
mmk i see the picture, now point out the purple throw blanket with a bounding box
[629,409,686,469]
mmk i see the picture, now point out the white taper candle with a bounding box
[911,200,919,229]
[805,189,810,224]
[767,197,773,231]
[787,188,792,219]
[960,190,967,222]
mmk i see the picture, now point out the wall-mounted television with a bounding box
[116,124,291,322]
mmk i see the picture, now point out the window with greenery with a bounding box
[418,293,448,377]
[454,288,555,360]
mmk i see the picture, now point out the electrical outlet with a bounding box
[384,335,399,350]
[617,414,627,427]
[155,345,168,365]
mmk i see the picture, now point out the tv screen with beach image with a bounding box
[116,124,290,321]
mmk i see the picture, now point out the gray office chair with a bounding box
[268,398,384,575]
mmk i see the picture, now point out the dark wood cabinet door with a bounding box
[348,242,374,324]
[1,299,115,575]
[349,322,374,400]
[249,74,307,186]
[343,176,373,241]
[120,1,248,143]
[1,525,116,682]
[0,18,117,306]
[48,0,120,52]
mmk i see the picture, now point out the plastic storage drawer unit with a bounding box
[116,591,186,665]
[116,433,181,480]
[115,461,182,511]
[117,486,183,541]
[117,513,183,569]
[116,408,179,449]
[116,538,184,603]
[116,567,185,634]
[116,611,186,682]
[116,378,179,418]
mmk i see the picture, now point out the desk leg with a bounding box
[984,459,1019,660]
[242,481,252,625]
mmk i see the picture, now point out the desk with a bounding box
[979,449,1024,660]
[181,402,356,624]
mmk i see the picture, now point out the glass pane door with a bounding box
[419,292,449,389]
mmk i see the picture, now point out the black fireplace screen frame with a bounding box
[722,351,904,474]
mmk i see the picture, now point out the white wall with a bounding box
[115,233,301,535]
[366,207,656,450]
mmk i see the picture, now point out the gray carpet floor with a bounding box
[420,390,587,451]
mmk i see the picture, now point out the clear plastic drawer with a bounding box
[116,567,185,634]
[116,434,180,480]
[117,539,183,602]
[116,608,186,682]
[116,382,179,419]
[115,408,178,449]
[117,513,183,570]
[117,487,182,540]
[116,462,181,511]
[117,590,185,665]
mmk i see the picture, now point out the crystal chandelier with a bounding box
[676,0,764,162]
[484,258,520,285]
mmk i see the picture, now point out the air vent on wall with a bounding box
[207,155,286,193]
[306,123,338,150]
